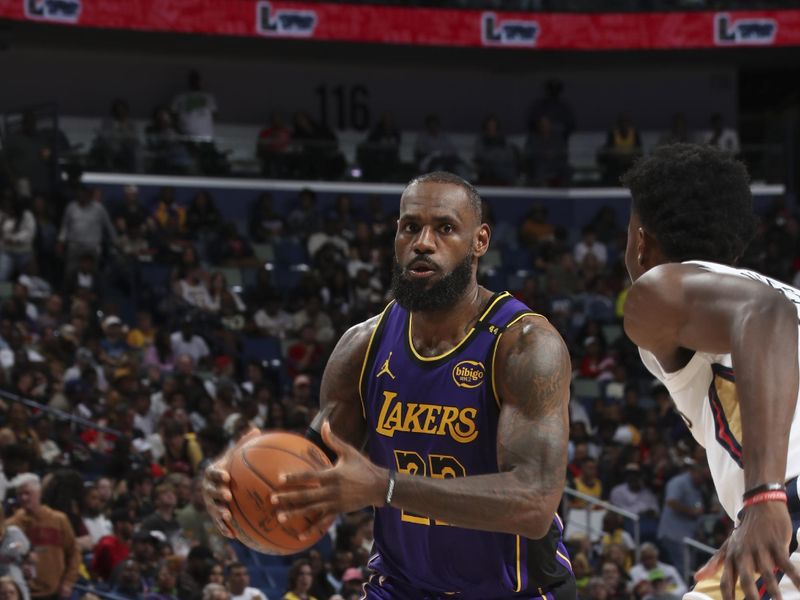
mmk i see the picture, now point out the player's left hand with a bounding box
[718,501,800,600]
[271,421,388,540]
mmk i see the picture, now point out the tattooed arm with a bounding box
[272,315,571,540]
[385,315,571,539]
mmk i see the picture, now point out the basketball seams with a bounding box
[228,479,298,554]
[227,435,334,553]
[240,448,328,541]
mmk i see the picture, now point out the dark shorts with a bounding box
[360,573,577,600]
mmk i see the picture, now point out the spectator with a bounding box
[113,185,149,235]
[292,295,335,346]
[283,558,316,600]
[248,193,284,242]
[144,561,179,600]
[609,463,660,520]
[226,563,266,600]
[0,577,25,600]
[186,191,221,242]
[704,113,740,155]
[657,461,708,570]
[307,213,349,261]
[99,315,129,368]
[658,113,691,147]
[597,114,642,185]
[286,325,325,380]
[257,113,292,177]
[153,187,186,232]
[359,113,401,182]
[4,111,53,198]
[0,505,30,600]
[139,481,181,541]
[413,115,467,178]
[291,111,345,180]
[571,457,602,509]
[286,188,321,241]
[599,560,631,600]
[57,186,117,275]
[92,508,134,582]
[528,78,575,141]
[253,295,292,340]
[574,226,608,267]
[628,543,687,597]
[340,568,364,597]
[172,70,218,143]
[473,115,518,185]
[108,558,147,600]
[203,583,230,600]
[7,473,80,600]
[145,106,194,174]
[81,483,112,546]
[0,195,36,283]
[211,222,255,267]
[91,99,141,172]
[176,476,226,559]
[524,116,570,187]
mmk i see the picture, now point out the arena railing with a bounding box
[683,536,716,583]
[0,387,123,437]
[561,486,642,562]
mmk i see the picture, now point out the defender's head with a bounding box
[622,143,755,282]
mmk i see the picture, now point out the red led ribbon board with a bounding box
[5,1,800,50]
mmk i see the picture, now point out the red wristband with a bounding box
[742,490,788,509]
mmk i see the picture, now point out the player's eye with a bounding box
[440,224,454,234]
[403,223,419,233]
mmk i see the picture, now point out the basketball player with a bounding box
[205,172,575,599]
[621,144,800,600]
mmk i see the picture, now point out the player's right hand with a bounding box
[203,427,261,538]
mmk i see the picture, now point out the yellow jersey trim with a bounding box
[515,534,522,593]
[407,292,511,362]
[358,302,395,419]
[490,311,546,409]
[556,549,572,570]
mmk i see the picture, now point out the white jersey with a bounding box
[639,260,800,521]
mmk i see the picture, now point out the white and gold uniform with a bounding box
[639,260,800,600]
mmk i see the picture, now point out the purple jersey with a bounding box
[360,292,573,599]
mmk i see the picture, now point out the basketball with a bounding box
[227,431,334,554]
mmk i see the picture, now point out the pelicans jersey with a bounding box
[639,260,800,521]
[359,292,573,600]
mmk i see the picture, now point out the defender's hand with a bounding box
[202,427,261,538]
[719,502,800,600]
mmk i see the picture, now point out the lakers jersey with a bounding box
[360,292,573,599]
[639,260,800,521]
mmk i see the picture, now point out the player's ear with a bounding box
[474,223,491,258]
[638,226,663,268]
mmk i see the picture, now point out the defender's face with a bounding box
[395,182,481,288]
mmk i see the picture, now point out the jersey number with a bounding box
[393,450,466,526]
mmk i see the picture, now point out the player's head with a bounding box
[392,172,490,312]
[622,143,755,282]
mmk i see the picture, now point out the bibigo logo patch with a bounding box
[452,360,485,389]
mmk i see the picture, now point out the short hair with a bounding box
[621,144,755,265]
[407,171,483,224]
[10,472,40,489]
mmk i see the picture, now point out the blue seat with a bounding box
[273,239,308,265]
[242,336,282,365]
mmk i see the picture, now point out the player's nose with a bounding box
[412,225,436,254]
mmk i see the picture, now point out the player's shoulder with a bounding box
[330,302,393,362]
[496,313,569,372]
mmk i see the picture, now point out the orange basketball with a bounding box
[227,431,334,554]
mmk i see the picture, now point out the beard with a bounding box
[391,252,473,313]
